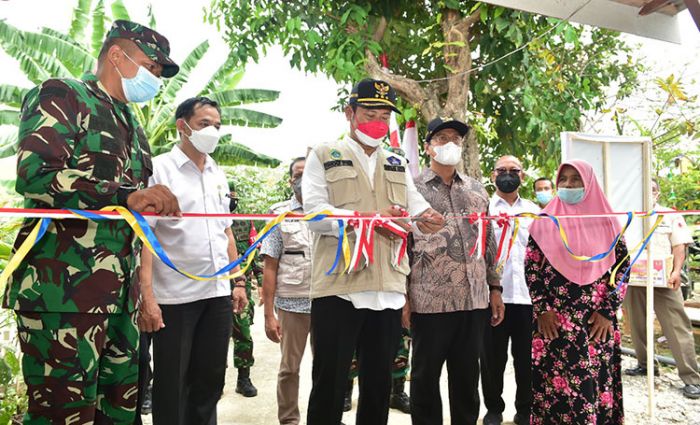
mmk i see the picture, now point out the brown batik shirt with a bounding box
[408,168,500,314]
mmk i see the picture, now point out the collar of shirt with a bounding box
[419,167,466,186]
[289,195,303,212]
[490,193,524,210]
[343,134,380,186]
[171,144,215,171]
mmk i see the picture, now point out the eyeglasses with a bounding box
[432,135,463,145]
[495,167,522,175]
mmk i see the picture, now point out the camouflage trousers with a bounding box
[15,310,139,425]
[349,327,411,380]
[232,284,255,368]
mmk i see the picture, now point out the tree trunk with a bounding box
[364,8,483,178]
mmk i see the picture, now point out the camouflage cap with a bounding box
[105,20,179,78]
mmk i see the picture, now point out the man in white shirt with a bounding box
[137,97,248,425]
[302,79,444,425]
[481,155,540,425]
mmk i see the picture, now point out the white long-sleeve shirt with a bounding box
[488,193,540,305]
[302,135,431,310]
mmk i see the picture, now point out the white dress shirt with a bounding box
[148,145,233,305]
[488,193,540,305]
[303,135,431,310]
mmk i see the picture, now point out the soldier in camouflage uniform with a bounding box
[2,20,180,424]
[228,185,262,397]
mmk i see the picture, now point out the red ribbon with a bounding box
[494,212,510,265]
[468,212,488,258]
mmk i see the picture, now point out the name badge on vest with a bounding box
[324,160,353,170]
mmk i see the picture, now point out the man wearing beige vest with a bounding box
[624,179,700,399]
[302,79,445,425]
[261,156,313,424]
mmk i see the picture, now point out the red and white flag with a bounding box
[389,112,401,148]
[402,120,420,178]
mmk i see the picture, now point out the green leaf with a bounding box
[0,20,94,79]
[110,0,131,21]
[0,84,29,108]
[0,109,20,126]
[147,3,157,29]
[147,40,210,133]
[210,89,279,107]
[220,107,282,128]
[91,0,107,57]
[68,0,93,43]
[211,139,280,167]
[0,132,18,158]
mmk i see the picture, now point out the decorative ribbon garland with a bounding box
[0,207,695,292]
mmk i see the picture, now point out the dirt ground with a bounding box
[140,308,700,425]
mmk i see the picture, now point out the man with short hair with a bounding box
[624,179,700,399]
[261,156,314,425]
[303,78,445,425]
[480,155,540,425]
[137,97,249,424]
[2,20,180,423]
[408,117,504,425]
[533,177,554,207]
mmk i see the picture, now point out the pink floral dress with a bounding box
[525,238,629,425]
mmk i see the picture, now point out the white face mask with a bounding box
[185,122,221,154]
[431,142,462,166]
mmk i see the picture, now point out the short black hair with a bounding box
[533,177,554,191]
[289,156,306,177]
[175,97,221,121]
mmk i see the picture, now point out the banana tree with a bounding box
[0,0,281,168]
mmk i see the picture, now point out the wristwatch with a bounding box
[233,276,247,288]
[116,185,137,207]
[488,285,503,293]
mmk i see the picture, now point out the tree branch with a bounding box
[464,6,482,28]
[364,50,440,120]
[372,16,388,42]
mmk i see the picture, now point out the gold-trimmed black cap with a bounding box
[349,78,400,113]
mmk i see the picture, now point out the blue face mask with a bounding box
[535,190,553,205]
[115,51,162,103]
[558,187,585,205]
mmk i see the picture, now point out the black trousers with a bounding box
[134,331,152,425]
[307,296,402,425]
[410,308,489,425]
[152,296,232,425]
[480,303,533,417]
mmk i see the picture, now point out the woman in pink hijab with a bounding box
[525,159,629,425]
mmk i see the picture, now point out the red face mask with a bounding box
[356,120,389,139]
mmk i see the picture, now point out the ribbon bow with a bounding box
[468,212,488,258]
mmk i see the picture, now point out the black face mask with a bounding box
[495,173,521,193]
[229,197,239,212]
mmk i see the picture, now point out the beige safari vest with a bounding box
[310,139,410,298]
[270,200,313,299]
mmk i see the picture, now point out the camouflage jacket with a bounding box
[231,220,263,288]
[2,73,152,314]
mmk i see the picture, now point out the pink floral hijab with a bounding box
[529,159,621,285]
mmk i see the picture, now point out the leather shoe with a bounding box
[624,365,659,376]
[513,412,529,425]
[483,412,503,425]
[683,384,700,399]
